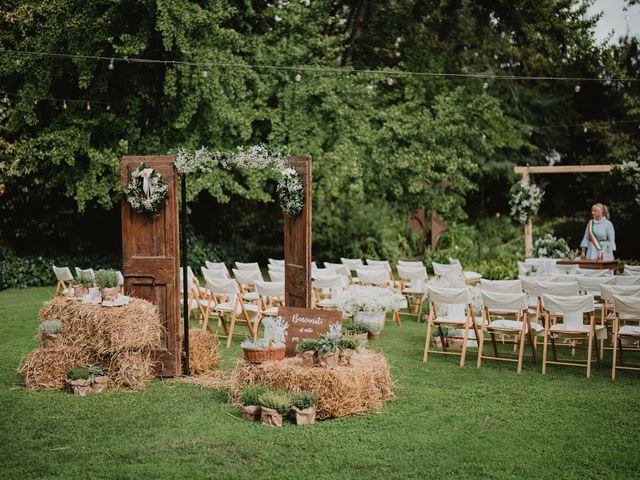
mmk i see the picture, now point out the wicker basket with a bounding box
[243,342,286,364]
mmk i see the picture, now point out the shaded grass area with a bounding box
[1,287,640,479]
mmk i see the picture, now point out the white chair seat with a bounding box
[243,291,260,302]
[550,323,606,339]
[464,271,482,280]
[317,298,338,307]
[619,325,640,336]
[489,319,544,333]
[215,302,259,314]
[403,288,426,295]
[262,306,279,316]
[434,317,469,326]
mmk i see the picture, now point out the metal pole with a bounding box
[181,174,190,376]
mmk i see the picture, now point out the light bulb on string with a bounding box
[106,104,111,111]
[574,83,581,93]
[387,77,395,86]
[482,80,489,89]
[86,102,91,111]
[583,124,588,133]
[63,100,67,109]
[108,58,115,70]
[295,72,302,82]
[202,68,208,78]
[15,57,20,66]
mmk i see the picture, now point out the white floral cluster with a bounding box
[240,315,289,349]
[533,233,574,259]
[509,181,544,224]
[123,164,169,215]
[338,286,405,314]
[328,322,342,336]
[174,144,304,216]
[614,159,640,205]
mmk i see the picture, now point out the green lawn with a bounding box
[1,287,639,479]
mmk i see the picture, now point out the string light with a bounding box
[574,83,581,93]
[106,104,111,111]
[63,100,67,109]
[387,77,395,86]
[86,102,91,111]
[14,56,20,65]
[295,72,301,82]
[483,81,489,89]
[202,68,208,78]
[108,58,114,70]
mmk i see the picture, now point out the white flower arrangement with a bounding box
[509,181,544,224]
[123,163,169,214]
[532,233,574,259]
[240,315,288,349]
[338,286,405,315]
[174,144,304,216]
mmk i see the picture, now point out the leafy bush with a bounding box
[88,365,106,378]
[75,273,94,288]
[95,269,119,288]
[257,389,292,414]
[338,335,359,350]
[291,391,318,410]
[67,367,90,381]
[316,334,340,358]
[39,319,62,335]
[532,233,574,259]
[241,384,269,406]
[295,339,319,353]
[353,320,379,334]
[344,324,369,335]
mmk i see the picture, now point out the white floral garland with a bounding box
[123,163,169,214]
[174,144,304,216]
[509,180,544,224]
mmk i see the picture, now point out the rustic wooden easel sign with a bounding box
[514,164,613,257]
[121,154,313,375]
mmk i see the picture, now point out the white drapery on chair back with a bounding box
[201,266,230,280]
[235,261,261,272]
[614,275,640,286]
[481,291,528,312]
[312,274,343,299]
[576,267,613,277]
[205,261,229,276]
[179,267,197,292]
[549,264,578,275]
[232,268,263,286]
[397,265,428,292]
[398,260,424,268]
[356,268,390,286]
[268,269,284,282]
[366,259,392,272]
[535,281,580,297]
[576,276,616,295]
[267,263,284,273]
[612,294,640,316]
[624,265,640,274]
[480,279,522,294]
[53,266,73,282]
[340,257,363,271]
[600,284,640,302]
[432,262,462,277]
[254,280,285,299]
[428,286,471,305]
[518,261,548,277]
[75,267,95,281]
[268,258,285,267]
[542,294,595,327]
[206,278,239,303]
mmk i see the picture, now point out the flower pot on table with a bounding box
[100,287,119,301]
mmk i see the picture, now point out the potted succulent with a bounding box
[295,339,319,367]
[239,384,268,421]
[66,367,92,396]
[338,285,404,337]
[258,389,292,427]
[95,269,120,301]
[73,273,94,298]
[241,316,288,363]
[89,365,109,394]
[290,391,318,426]
[39,319,62,348]
[315,334,340,368]
[344,323,369,344]
[338,335,359,366]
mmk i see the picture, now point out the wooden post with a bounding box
[284,156,312,308]
[121,156,181,376]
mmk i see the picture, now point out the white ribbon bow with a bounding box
[139,168,154,200]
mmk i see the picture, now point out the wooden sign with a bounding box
[278,306,342,357]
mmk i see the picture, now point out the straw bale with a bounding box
[180,370,233,390]
[18,347,92,390]
[188,329,221,374]
[230,350,394,419]
[108,351,155,390]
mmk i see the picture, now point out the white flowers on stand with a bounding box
[338,286,405,315]
[509,181,544,224]
[533,233,574,259]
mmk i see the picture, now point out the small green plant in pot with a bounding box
[73,273,94,297]
[291,391,318,426]
[95,269,120,301]
[315,334,340,369]
[240,384,269,421]
[345,323,369,344]
[66,366,92,396]
[258,389,292,427]
[89,365,109,394]
[338,334,359,366]
[295,338,319,368]
[39,319,62,348]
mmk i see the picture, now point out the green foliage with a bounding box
[95,269,119,289]
[39,319,62,335]
[316,334,340,358]
[88,365,106,378]
[75,273,94,289]
[257,389,292,415]
[295,339,319,353]
[338,335,359,351]
[353,320,379,334]
[291,391,317,410]
[67,367,90,381]
[344,323,369,335]
[241,384,269,406]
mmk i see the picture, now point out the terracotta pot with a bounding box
[73,285,88,297]
[100,287,119,301]
[316,351,338,369]
[291,405,316,425]
[260,407,284,427]
[297,351,315,368]
[240,405,261,421]
[66,378,91,396]
[91,376,109,394]
[355,332,369,344]
[338,348,354,367]
[368,331,381,341]
[41,333,62,349]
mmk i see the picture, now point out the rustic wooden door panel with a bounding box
[284,156,312,308]
[121,156,181,376]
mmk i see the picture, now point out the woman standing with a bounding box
[580,203,616,260]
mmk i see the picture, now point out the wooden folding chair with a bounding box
[232,268,263,305]
[479,279,523,294]
[254,281,285,337]
[312,274,343,310]
[324,262,351,287]
[268,269,284,282]
[423,286,480,367]
[541,294,603,379]
[235,261,261,272]
[52,265,74,295]
[449,258,482,284]
[366,259,395,285]
[596,284,640,357]
[268,258,285,267]
[611,294,640,380]
[207,278,260,348]
[205,261,230,277]
[397,265,428,321]
[614,275,640,286]
[477,291,541,373]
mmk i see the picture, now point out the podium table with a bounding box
[556,258,619,272]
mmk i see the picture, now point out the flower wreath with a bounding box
[123,163,169,214]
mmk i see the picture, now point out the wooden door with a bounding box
[284,156,312,308]
[121,156,181,376]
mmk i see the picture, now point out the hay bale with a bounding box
[188,329,221,374]
[18,347,92,390]
[108,351,155,390]
[230,350,394,419]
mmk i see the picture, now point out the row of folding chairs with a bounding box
[423,278,640,379]
[52,265,124,294]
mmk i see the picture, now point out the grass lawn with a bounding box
[1,287,640,479]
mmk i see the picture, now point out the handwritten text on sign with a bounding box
[278,306,342,356]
